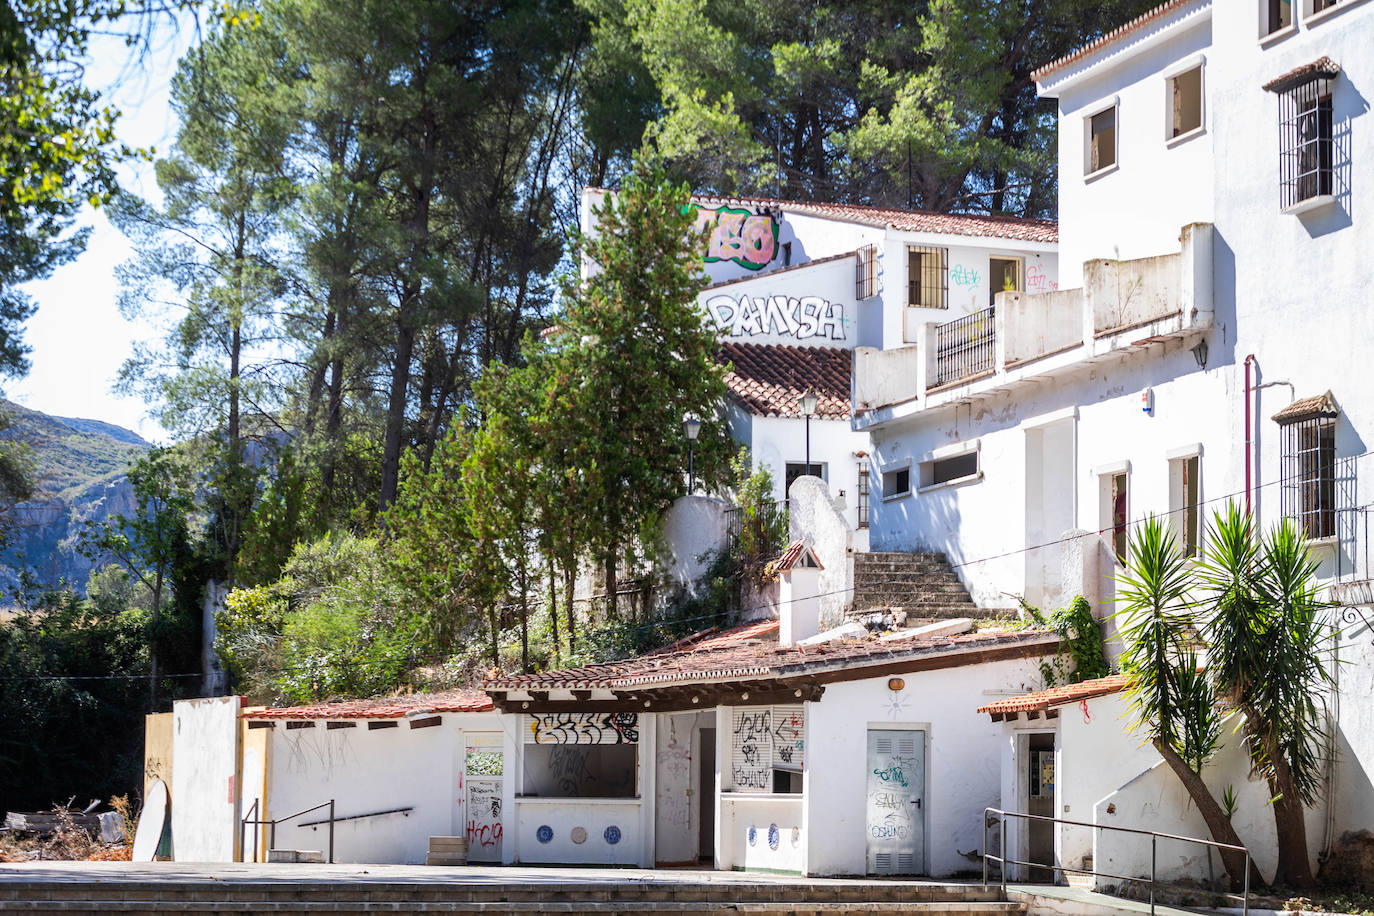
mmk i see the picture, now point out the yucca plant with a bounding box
[1197,507,1333,887]
[1115,516,1253,889]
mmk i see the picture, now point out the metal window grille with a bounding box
[933,305,996,386]
[907,246,948,309]
[856,244,878,300]
[1278,77,1333,208]
[857,466,870,529]
[1280,415,1336,539]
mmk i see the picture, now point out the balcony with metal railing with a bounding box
[853,223,1214,429]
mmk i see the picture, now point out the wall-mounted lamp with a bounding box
[683,413,702,495]
[1191,339,1209,370]
[888,677,905,691]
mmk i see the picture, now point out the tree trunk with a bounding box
[1153,739,1262,890]
[487,607,499,668]
[563,561,576,652]
[149,569,163,711]
[379,311,417,510]
[604,545,618,620]
[518,555,530,673]
[1244,704,1315,887]
[546,555,560,666]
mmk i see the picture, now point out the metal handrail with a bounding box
[982,806,1251,916]
[298,805,414,827]
[240,799,336,864]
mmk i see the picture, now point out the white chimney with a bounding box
[776,540,824,647]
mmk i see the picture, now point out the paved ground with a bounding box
[0,861,983,888]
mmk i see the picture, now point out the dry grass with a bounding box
[0,804,129,862]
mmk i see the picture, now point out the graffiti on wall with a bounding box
[705,294,846,341]
[772,709,804,768]
[528,712,639,745]
[466,779,503,852]
[1027,264,1057,293]
[692,205,778,270]
[731,709,772,790]
[950,264,981,288]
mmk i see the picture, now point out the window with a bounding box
[989,256,1022,306]
[907,245,948,309]
[1307,0,1341,16]
[1098,469,1129,564]
[857,465,871,529]
[1262,0,1292,35]
[856,243,878,300]
[785,462,826,492]
[729,705,804,794]
[1168,454,1201,557]
[782,241,792,267]
[1278,406,1337,540]
[522,711,640,798]
[882,465,911,500]
[1086,105,1117,174]
[918,448,979,490]
[1168,66,1204,139]
[1276,75,1334,208]
[522,744,638,798]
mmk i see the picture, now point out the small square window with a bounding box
[1086,106,1117,174]
[1168,66,1203,139]
[785,462,826,492]
[883,466,911,499]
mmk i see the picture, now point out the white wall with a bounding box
[660,495,731,594]
[702,252,871,348]
[1047,0,1214,287]
[171,696,241,862]
[260,712,511,865]
[802,655,1048,877]
[787,476,853,630]
[745,413,869,531]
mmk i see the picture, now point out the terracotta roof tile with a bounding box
[1263,57,1341,93]
[250,688,494,720]
[689,194,1057,244]
[486,625,1058,692]
[718,342,851,419]
[977,674,1127,716]
[771,540,824,572]
[1272,391,1338,424]
[1033,0,1198,83]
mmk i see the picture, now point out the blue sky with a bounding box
[8,20,198,442]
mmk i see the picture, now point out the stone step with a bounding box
[0,883,1015,906]
[853,590,974,603]
[858,552,948,562]
[0,902,1029,915]
[851,582,970,595]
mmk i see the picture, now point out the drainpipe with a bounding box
[1244,355,1256,515]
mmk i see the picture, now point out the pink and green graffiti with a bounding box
[691,205,778,270]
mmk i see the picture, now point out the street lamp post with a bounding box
[683,414,702,495]
[800,390,818,475]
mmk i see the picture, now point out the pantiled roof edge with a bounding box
[1033,0,1205,83]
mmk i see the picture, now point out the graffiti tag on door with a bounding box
[466,780,503,851]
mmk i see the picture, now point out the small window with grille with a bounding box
[856,244,878,300]
[1273,71,1335,209]
[857,465,870,529]
[906,245,948,309]
[1276,396,1338,540]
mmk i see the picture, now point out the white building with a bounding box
[852,0,1374,886]
[579,189,1059,535]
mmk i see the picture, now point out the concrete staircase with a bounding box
[851,552,995,624]
[0,875,1028,915]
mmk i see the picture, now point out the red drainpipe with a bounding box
[1244,354,1257,515]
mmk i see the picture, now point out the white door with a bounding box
[654,713,698,864]
[866,729,926,875]
[463,733,504,862]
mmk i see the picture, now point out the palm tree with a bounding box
[1115,515,1254,889]
[1197,505,1332,887]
